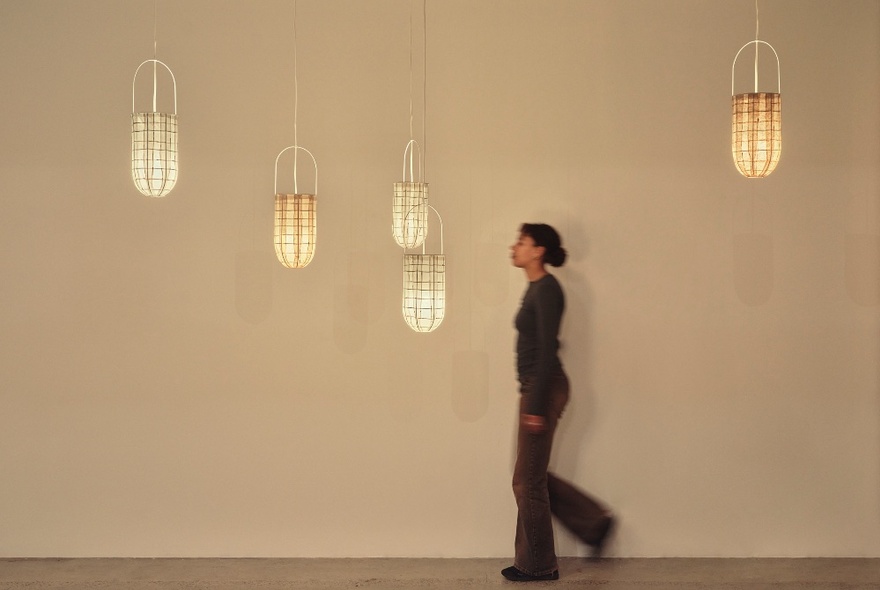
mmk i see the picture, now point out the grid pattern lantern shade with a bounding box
[731,40,781,178]
[393,140,428,249]
[402,205,445,333]
[131,59,178,197]
[274,146,318,269]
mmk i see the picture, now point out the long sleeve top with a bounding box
[515,273,565,416]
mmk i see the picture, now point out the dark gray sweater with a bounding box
[515,273,564,416]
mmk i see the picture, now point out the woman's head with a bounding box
[516,223,567,268]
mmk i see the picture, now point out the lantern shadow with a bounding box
[451,350,489,423]
[473,242,509,306]
[732,233,774,306]
[845,233,880,307]
[234,251,273,325]
[547,221,604,555]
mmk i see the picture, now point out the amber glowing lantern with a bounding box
[274,146,317,269]
[731,40,781,178]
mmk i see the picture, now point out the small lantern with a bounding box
[731,40,781,178]
[393,140,429,249]
[274,146,318,269]
[402,205,445,333]
[131,59,178,197]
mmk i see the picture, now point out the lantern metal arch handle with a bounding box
[274,145,318,196]
[403,204,442,255]
[731,40,781,95]
[401,139,423,183]
[132,59,178,114]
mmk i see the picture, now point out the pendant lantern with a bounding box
[402,205,445,333]
[131,59,178,197]
[731,0,782,179]
[274,146,317,269]
[393,140,429,248]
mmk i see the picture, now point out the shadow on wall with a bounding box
[732,194,774,306]
[548,218,604,554]
[843,194,880,523]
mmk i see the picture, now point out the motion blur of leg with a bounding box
[547,473,615,556]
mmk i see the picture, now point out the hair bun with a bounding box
[547,246,567,268]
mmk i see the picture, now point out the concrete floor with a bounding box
[0,558,877,589]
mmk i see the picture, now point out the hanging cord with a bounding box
[408,2,414,142]
[152,0,158,112]
[422,0,427,182]
[293,0,300,193]
[753,0,759,92]
[407,2,415,180]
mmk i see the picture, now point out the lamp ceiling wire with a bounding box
[754,0,760,92]
[293,0,299,193]
[423,0,427,181]
[152,0,158,112]
[408,3,414,142]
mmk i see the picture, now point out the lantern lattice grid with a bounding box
[402,205,445,333]
[393,140,428,249]
[731,40,781,178]
[274,146,318,269]
[131,59,178,197]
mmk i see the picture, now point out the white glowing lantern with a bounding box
[731,40,781,178]
[131,59,178,197]
[392,140,428,249]
[274,146,318,269]
[402,205,445,333]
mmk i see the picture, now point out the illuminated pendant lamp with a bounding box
[274,147,317,269]
[402,205,445,332]
[393,141,428,248]
[731,1,781,178]
[131,2,177,197]
[392,0,429,249]
[273,0,317,269]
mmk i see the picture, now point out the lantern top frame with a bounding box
[731,39,781,96]
[132,59,178,114]
[404,204,443,255]
[400,139,424,184]
[275,145,318,196]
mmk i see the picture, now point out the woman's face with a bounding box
[510,233,543,268]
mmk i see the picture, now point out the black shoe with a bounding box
[501,566,559,582]
[590,513,615,558]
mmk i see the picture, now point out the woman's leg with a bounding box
[547,473,613,550]
[511,377,569,576]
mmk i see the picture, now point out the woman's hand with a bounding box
[521,413,547,434]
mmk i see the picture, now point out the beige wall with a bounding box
[1,0,878,558]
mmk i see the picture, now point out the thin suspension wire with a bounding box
[152,0,158,112]
[754,0,759,92]
[408,2,414,142]
[407,2,415,180]
[423,0,427,181]
[293,0,299,193]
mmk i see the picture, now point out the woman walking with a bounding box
[502,223,614,582]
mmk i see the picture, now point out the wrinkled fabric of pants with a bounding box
[513,374,609,576]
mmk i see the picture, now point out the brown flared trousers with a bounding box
[512,374,610,576]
